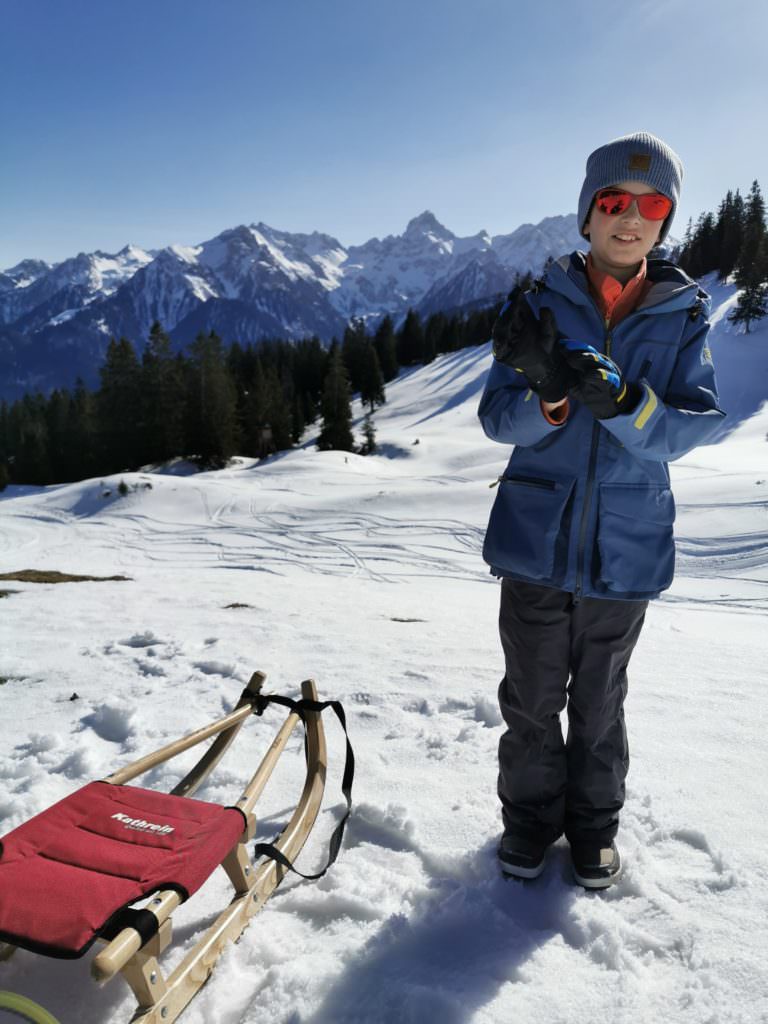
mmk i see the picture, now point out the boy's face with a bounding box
[583,179,664,277]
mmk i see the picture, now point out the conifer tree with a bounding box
[342,318,370,394]
[141,322,186,465]
[187,331,239,468]
[0,401,9,476]
[293,335,328,423]
[97,337,144,473]
[67,379,98,481]
[687,212,719,278]
[732,183,768,295]
[728,280,768,333]
[425,312,449,356]
[238,355,271,458]
[264,366,293,452]
[444,313,463,352]
[291,394,306,444]
[373,316,399,382]
[358,344,385,412]
[744,180,766,233]
[45,389,73,482]
[11,394,51,485]
[730,235,768,332]
[317,346,354,452]
[465,307,496,347]
[397,309,424,365]
[360,414,377,455]
[722,190,745,280]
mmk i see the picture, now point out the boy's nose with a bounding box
[619,200,642,221]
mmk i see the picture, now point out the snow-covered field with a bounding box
[1,284,767,1024]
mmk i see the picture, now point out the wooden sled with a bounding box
[0,672,353,1023]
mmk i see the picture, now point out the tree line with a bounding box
[4,180,764,494]
[0,304,498,488]
[674,179,768,332]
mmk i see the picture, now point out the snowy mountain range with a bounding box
[0,211,584,401]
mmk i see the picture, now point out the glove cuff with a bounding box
[615,381,643,415]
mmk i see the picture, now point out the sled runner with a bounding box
[0,672,354,1023]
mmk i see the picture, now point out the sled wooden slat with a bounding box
[124,678,327,1024]
[93,689,303,984]
[236,706,303,816]
[2,672,337,1024]
[171,671,267,799]
[92,891,182,984]
[104,705,255,787]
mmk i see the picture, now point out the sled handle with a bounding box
[236,706,303,817]
[171,671,267,798]
[104,701,258,786]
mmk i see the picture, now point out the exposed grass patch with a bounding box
[0,589,17,598]
[0,570,131,584]
[224,602,253,609]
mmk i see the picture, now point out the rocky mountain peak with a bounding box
[403,210,454,240]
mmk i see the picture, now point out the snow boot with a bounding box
[571,840,622,889]
[498,834,548,880]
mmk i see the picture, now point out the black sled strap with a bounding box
[246,692,354,881]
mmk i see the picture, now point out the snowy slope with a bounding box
[0,294,767,1023]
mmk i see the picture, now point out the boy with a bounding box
[478,131,725,888]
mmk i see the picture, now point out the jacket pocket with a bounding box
[596,484,675,593]
[483,475,575,580]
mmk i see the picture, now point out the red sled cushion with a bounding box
[0,781,245,958]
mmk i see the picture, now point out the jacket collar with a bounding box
[546,251,708,317]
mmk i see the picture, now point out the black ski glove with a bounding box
[491,288,573,403]
[559,340,643,419]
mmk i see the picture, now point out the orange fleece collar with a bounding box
[586,253,651,327]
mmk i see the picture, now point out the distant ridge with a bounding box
[0,211,586,400]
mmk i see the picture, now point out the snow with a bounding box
[1,287,767,1023]
[90,246,153,295]
[46,307,80,326]
[167,244,203,265]
[183,273,218,303]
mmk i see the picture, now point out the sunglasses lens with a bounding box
[596,190,631,216]
[637,194,673,220]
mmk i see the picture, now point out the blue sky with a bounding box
[1,0,766,267]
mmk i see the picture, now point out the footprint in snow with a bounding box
[80,703,136,744]
[135,659,167,678]
[118,631,164,648]
[344,802,420,856]
[645,826,738,893]
[193,661,242,679]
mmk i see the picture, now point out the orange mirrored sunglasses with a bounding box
[595,188,673,221]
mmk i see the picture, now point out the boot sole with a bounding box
[573,864,622,889]
[499,857,546,880]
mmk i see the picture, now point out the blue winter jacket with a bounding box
[479,251,726,601]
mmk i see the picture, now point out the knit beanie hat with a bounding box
[577,131,683,243]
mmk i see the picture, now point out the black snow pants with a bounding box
[497,578,648,846]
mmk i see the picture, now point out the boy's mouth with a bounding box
[612,233,641,244]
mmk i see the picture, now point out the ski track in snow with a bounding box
[1,329,767,1023]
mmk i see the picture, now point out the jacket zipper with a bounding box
[573,327,611,602]
[489,474,557,490]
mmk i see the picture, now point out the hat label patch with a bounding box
[628,153,651,171]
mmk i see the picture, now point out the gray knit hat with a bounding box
[577,131,683,243]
